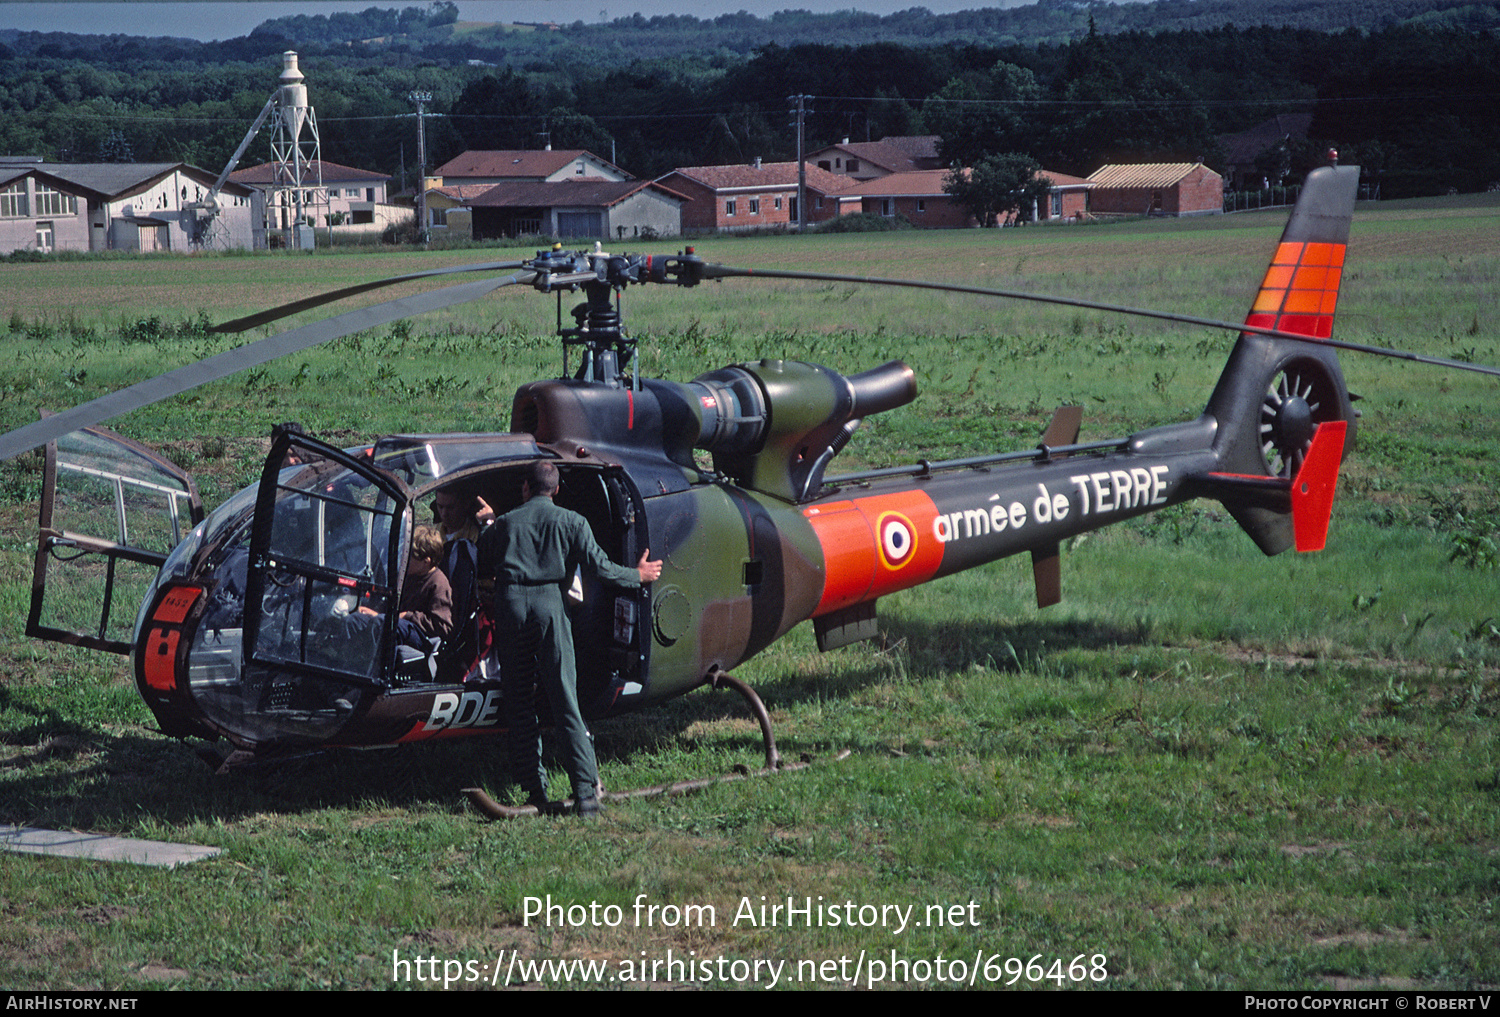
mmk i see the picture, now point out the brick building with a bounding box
[655,161,857,232]
[855,169,975,228]
[1085,163,1223,217]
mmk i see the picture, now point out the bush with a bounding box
[380,218,423,245]
[813,212,913,233]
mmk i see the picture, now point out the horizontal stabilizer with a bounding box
[1040,405,1083,450]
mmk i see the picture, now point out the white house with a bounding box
[1,159,255,252]
[433,149,630,186]
[468,179,685,240]
[229,158,400,245]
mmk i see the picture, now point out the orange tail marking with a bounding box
[1246,240,1346,340]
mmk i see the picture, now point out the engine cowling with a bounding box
[510,359,916,503]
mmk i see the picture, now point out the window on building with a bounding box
[916,199,926,214]
[880,198,893,217]
[749,197,760,215]
[1051,191,1062,218]
[774,196,782,210]
[0,182,27,218]
[35,221,54,252]
[34,184,76,217]
[818,161,831,171]
[576,161,586,175]
[846,159,859,173]
[725,199,736,216]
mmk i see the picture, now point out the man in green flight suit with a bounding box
[479,460,662,816]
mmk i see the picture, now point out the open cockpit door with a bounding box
[243,429,411,689]
[27,424,203,654]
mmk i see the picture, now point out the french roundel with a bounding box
[877,512,917,569]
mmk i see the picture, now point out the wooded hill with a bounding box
[1,0,1496,201]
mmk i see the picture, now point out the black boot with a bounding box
[573,787,602,818]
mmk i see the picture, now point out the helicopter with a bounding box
[6,161,1494,800]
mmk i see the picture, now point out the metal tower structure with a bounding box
[266,51,325,250]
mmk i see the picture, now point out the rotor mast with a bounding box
[528,244,706,387]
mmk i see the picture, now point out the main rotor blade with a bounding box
[699,264,1500,380]
[214,259,527,333]
[0,270,536,461]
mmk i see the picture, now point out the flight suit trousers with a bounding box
[496,583,598,799]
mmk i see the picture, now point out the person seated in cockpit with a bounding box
[361,525,453,650]
[430,487,497,680]
[433,489,494,545]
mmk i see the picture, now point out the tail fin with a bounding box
[1289,419,1347,552]
[1204,164,1360,555]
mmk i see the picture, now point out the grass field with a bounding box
[0,195,1497,990]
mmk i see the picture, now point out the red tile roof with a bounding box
[468,179,684,208]
[812,135,943,173]
[433,149,625,180]
[661,161,853,193]
[1036,169,1090,188]
[851,169,954,196]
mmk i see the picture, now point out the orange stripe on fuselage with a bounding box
[141,586,201,693]
[803,488,943,616]
[1245,241,1345,339]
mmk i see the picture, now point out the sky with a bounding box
[0,1,1034,42]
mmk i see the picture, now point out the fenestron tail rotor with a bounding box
[0,269,535,462]
[1261,360,1341,478]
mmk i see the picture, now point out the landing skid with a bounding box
[463,669,848,819]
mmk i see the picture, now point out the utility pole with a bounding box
[788,94,811,232]
[409,90,432,245]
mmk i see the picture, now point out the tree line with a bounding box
[1,1,1496,200]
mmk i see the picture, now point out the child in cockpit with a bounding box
[362,524,453,649]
